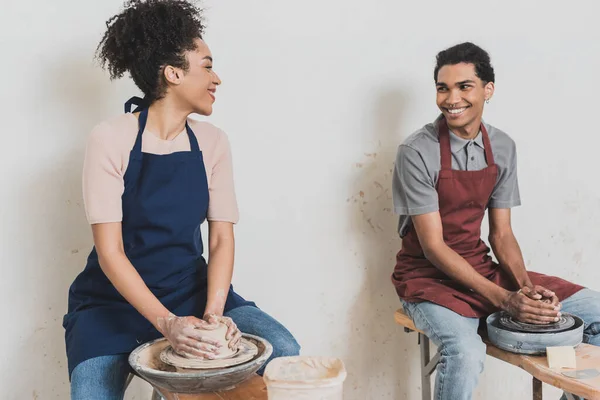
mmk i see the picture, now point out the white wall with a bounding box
[1,0,599,398]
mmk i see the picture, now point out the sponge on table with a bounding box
[546,346,577,369]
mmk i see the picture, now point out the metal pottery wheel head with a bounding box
[128,334,273,394]
[486,312,584,355]
[498,311,576,333]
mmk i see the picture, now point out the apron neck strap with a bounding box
[438,118,495,169]
[131,108,149,155]
[185,122,201,153]
[480,123,495,166]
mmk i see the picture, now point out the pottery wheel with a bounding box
[160,338,259,370]
[498,312,576,333]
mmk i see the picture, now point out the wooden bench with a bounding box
[395,309,600,400]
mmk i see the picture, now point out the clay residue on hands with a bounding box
[177,323,235,360]
[157,313,222,359]
[203,314,243,351]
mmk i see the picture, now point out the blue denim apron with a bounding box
[63,98,255,377]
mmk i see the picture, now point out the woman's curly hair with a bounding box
[96,0,205,103]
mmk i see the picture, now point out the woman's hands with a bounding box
[157,313,222,359]
[203,313,242,351]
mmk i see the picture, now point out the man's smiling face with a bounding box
[435,62,494,135]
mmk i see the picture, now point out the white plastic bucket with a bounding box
[263,356,347,400]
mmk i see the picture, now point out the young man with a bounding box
[391,42,600,400]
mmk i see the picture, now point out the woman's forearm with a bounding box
[97,250,171,332]
[204,223,235,316]
[92,223,171,333]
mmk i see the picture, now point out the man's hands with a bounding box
[500,285,562,324]
[521,285,560,307]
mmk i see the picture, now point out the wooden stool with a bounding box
[124,374,267,400]
[150,374,267,399]
[395,308,600,400]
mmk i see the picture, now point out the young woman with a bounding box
[63,1,300,398]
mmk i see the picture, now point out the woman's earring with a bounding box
[485,99,490,104]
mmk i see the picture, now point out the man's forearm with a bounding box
[425,243,509,308]
[489,231,532,289]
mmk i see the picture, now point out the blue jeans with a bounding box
[70,306,300,400]
[401,288,600,400]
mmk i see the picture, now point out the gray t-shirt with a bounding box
[393,115,521,237]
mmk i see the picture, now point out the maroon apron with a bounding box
[392,118,584,318]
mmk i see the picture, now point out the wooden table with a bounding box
[152,374,267,400]
[395,309,600,400]
[487,343,600,400]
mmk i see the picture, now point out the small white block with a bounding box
[546,346,577,369]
